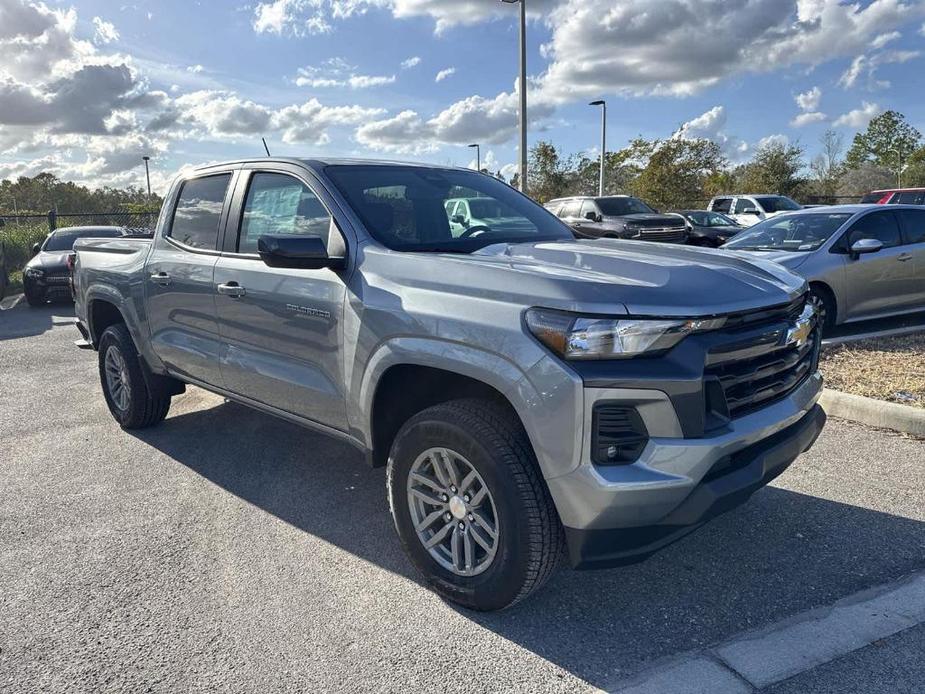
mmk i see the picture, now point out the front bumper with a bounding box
[547,371,824,569]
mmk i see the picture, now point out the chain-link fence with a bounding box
[0,210,160,234]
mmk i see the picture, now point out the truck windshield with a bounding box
[596,197,655,216]
[724,213,852,252]
[754,196,802,213]
[325,165,574,252]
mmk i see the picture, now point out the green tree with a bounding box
[527,141,574,203]
[740,141,807,198]
[900,147,925,187]
[0,173,162,215]
[570,151,639,197]
[627,137,727,210]
[844,110,921,183]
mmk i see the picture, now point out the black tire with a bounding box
[98,323,171,429]
[387,398,563,611]
[809,284,836,334]
[24,283,44,307]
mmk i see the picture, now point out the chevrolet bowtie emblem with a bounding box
[784,304,815,348]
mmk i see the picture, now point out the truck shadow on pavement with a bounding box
[132,397,925,689]
[0,300,74,341]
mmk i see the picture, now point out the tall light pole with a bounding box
[896,144,904,188]
[589,100,606,197]
[142,156,152,201]
[468,143,480,172]
[501,0,527,194]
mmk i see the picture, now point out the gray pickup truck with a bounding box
[73,158,825,610]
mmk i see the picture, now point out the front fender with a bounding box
[352,337,584,481]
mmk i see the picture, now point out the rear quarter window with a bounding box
[168,174,232,250]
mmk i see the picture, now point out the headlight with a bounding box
[24,267,44,278]
[525,308,726,360]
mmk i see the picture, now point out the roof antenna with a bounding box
[262,137,271,157]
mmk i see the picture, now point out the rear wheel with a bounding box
[98,324,171,429]
[387,399,563,611]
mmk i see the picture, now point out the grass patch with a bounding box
[2,222,49,284]
[820,333,925,408]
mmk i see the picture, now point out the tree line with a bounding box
[0,172,163,215]
[517,110,925,209]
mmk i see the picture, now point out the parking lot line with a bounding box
[609,571,925,693]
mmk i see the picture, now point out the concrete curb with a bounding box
[822,323,925,347]
[819,388,925,437]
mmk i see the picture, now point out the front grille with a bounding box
[723,295,806,330]
[705,330,819,419]
[632,227,687,242]
[45,274,70,284]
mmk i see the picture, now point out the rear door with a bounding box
[838,210,918,320]
[212,167,350,430]
[145,171,235,386]
[895,208,925,308]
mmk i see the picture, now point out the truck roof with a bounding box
[190,157,470,174]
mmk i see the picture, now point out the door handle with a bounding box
[216,282,246,298]
[897,253,913,262]
[150,272,171,286]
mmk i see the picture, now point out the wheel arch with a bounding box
[808,280,838,326]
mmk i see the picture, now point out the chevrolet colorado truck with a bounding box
[73,158,825,611]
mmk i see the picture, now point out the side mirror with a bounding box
[849,238,883,259]
[257,235,344,270]
[584,210,599,221]
[741,207,760,215]
[32,243,41,255]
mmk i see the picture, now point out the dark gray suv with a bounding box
[545,195,688,243]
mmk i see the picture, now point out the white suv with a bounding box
[708,194,802,227]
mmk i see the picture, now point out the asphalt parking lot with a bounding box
[1,301,923,693]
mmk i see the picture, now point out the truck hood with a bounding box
[731,249,811,269]
[376,239,806,318]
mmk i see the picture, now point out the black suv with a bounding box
[545,196,688,243]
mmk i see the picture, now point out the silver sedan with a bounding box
[723,204,925,331]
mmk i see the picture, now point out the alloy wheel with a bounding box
[104,346,131,411]
[406,447,500,577]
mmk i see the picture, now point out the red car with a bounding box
[861,188,925,204]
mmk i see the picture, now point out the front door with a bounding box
[145,172,234,387]
[840,210,918,320]
[213,171,349,430]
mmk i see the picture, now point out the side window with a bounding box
[560,200,581,218]
[712,198,732,214]
[732,198,753,214]
[894,191,925,205]
[897,209,925,244]
[845,212,902,249]
[169,174,232,250]
[458,201,470,221]
[238,173,332,254]
[579,200,598,219]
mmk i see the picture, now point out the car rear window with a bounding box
[169,174,232,250]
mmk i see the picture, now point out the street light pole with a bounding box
[590,100,606,197]
[468,143,480,172]
[896,145,904,188]
[142,156,152,201]
[501,0,528,194]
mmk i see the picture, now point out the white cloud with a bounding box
[538,0,925,100]
[293,59,395,89]
[791,111,828,127]
[186,64,205,74]
[871,30,901,48]
[838,48,920,89]
[356,86,555,154]
[400,56,421,69]
[795,86,822,112]
[435,67,456,83]
[757,134,790,149]
[834,101,883,128]
[673,106,748,160]
[92,17,119,44]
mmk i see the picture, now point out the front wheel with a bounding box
[98,324,171,429]
[809,285,835,334]
[387,399,563,611]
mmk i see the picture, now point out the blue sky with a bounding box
[1,0,924,192]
